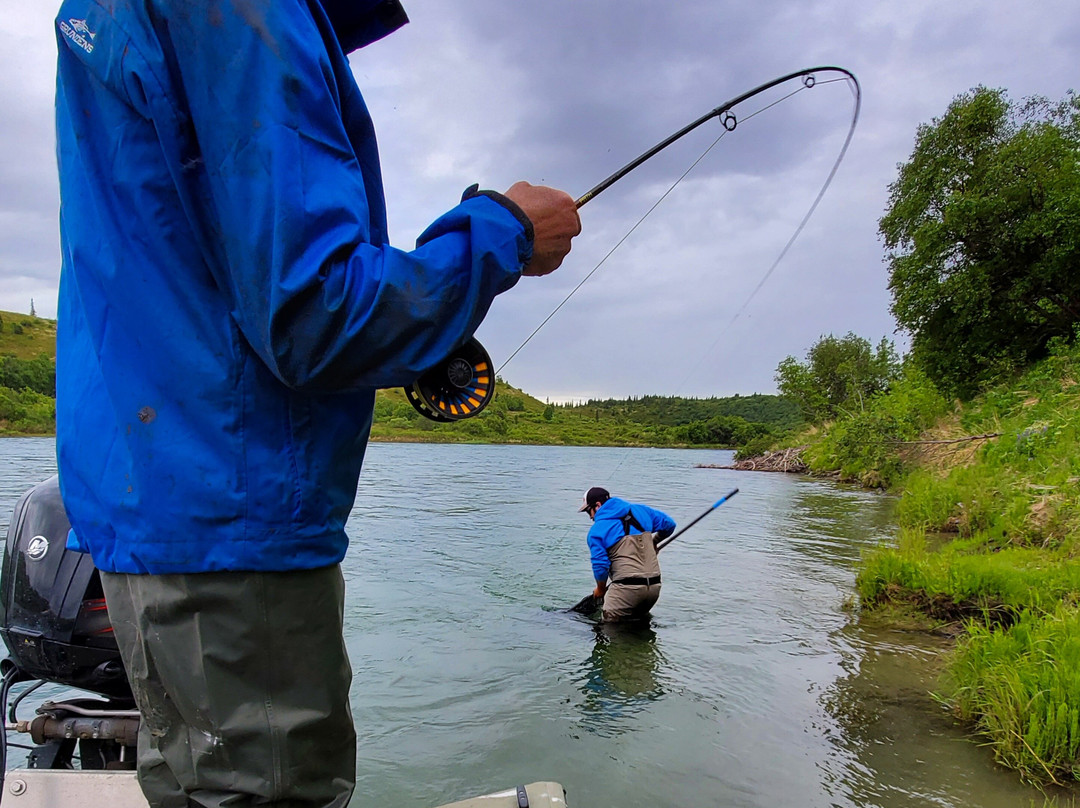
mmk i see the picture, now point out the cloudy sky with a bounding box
[2,2,1078,401]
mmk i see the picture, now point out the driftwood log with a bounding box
[697,446,808,474]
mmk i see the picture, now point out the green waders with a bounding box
[101,565,355,808]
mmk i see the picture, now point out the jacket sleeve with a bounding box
[641,505,676,541]
[148,0,528,391]
[587,527,611,583]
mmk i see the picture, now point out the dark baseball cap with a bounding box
[578,486,610,512]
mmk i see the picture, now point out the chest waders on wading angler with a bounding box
[603,511,662,622]
[568,490,738,616]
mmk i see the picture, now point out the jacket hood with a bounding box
[596,497,633,520]
[318,0,408,53]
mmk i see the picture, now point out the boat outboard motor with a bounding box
[0,476,137,771]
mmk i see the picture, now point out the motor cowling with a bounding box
[0,476,130,699]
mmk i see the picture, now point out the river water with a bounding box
[0,438,1066,808]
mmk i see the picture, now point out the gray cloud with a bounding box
[3,1,1078,399]
[0,9,61,316]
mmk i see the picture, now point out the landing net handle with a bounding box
[404,338,495,422]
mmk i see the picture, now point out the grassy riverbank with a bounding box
[793,344,1080,785]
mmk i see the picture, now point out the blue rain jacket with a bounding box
[587,498,676,583]
[54,0,533,573]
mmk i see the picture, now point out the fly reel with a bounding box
[404,337,494,422]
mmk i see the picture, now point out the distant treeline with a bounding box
[368,387,802,449]
[558,393,802,431]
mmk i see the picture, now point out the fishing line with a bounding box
[496,82,813,375]
[499,72,858,376]
[666,74,862,398]
[496,127,732,374]
[576,71,860,486]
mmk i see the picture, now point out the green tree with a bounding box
[880,87,1080,398]
[0,354,56,397]
[775,333,899,423]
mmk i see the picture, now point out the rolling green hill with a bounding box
[0,310,56,360]
[0,311,799,445]
[371,381,794,447]
[0,311,57,435]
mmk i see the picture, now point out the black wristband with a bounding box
[461,184,535,243]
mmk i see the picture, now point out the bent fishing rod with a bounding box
[567,488,740,614]
[403,67,861,423]
[575,67,856,207]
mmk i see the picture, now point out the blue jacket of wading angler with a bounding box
[587,498,676,583]
[54,0,535,573]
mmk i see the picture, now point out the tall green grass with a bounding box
[858,545,1080,618]
[942,606,1080,784]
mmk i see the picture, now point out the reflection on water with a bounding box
[0,439,1075,808]
[822,623,1079,808]
[577,621,665,736]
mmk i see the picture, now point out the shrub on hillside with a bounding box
[805,366,948,487]
[776,332,900,423]
[0,387,55,434]
[0,354,55,397]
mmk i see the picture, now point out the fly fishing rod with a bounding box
[567,488,740,615]
[404,66,861,422]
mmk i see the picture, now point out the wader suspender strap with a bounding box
[621,510,644,536]
[612,509,661,587]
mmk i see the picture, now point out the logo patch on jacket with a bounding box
[59,18,96,54]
